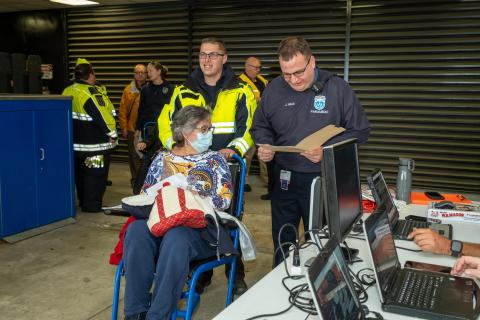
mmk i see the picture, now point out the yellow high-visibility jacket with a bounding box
[158,66,257,157]
[238,73,268,101]
[62,80,117,156]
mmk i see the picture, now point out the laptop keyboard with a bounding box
[397,270,444,309]
[396,220,429,238]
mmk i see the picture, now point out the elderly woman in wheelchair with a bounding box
[123,106,234,320]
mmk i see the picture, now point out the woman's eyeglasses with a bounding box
[195,125,214,134]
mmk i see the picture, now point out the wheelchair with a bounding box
[112,154,246,320]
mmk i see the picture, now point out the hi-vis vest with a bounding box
[62,82,117,154]
[158,82,257,157]
[238,73,268,101]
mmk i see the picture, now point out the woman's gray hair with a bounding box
[171,106,211,147]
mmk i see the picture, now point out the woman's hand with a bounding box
[137,142,147,151]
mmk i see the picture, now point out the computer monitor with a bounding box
[322,139,362,244]
[309,176,324,244]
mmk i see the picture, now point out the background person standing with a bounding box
[238,56,271,197]
[118,64,147,190]
[62,58,117,212]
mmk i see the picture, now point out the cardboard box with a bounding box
[427,202,480,224]
[259,124,345,153]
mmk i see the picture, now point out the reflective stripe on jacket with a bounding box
[238,73,268,102]
[158,67,257,157]
[62,81,117,155]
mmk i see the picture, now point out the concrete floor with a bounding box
[0,162,275,320]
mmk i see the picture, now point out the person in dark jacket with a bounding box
[135,60,173,154]
[251,36,371,266]
[133,60,173,194]
[158,38,257,295]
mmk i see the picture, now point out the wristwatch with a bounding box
[450,240,463,257]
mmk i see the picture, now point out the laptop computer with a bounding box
[363,206,479,320]
[366,169,452,240]
[305,238,364,320]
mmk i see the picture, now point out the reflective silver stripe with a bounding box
[74,142,117,152]
[212,121,235,128]
[166,137,174,150]
[107,130,118,138]
[111,110,117,116]
[214,127,235,134]
[72,112,93,121]
[228,138,249,154]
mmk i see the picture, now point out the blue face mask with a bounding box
[190,130,213,153]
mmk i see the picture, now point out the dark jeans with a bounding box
[123,221,216,320]
[74,153,110,212]
[127,131,142,189]
[271,165,318,266]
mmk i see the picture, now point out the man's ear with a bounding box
[310,55,316,69]
[223,54,228,65]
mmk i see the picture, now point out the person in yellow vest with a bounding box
[62,58,117,212]
[238,56,272,198]
[118,64,147,190]
[158,37,257,296]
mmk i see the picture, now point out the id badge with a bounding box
[280,170,291,191]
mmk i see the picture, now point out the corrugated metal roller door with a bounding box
[191,0,347,174]
[66,2,190,161]
[350,0,480,192]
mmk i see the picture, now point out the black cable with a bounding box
[395,245,422,252]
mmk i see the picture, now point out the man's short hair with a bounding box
[201,37,227,54]
[277,36,312,61]
[74,63,93,81]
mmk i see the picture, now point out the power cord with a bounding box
[395,245,422,252]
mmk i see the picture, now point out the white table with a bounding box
[214,204,480,320]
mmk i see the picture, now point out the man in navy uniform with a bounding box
[252,37,370,266]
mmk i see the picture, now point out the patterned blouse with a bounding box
[142,150,233,210]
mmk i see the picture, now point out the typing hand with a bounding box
[300,146,323,163]
[408,228,451,255]
[451,256,480,278]
[257,145,275,162]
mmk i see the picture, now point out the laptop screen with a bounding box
[307,243,363,320]
[363,207,401,302]
[368,170,399,227]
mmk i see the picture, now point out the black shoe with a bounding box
[260,193,271,200]
[244,184,252,192]
[125,311,147,320]
[106,180,113,186]
[233,278,248,296]
[195,274,212,294]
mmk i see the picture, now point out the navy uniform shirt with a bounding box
[251,68,370,173]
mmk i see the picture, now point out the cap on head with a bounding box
[76,58,90,66]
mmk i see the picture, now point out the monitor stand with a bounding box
[341,245,359,263]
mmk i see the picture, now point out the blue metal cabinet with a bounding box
[0,96,75,238]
